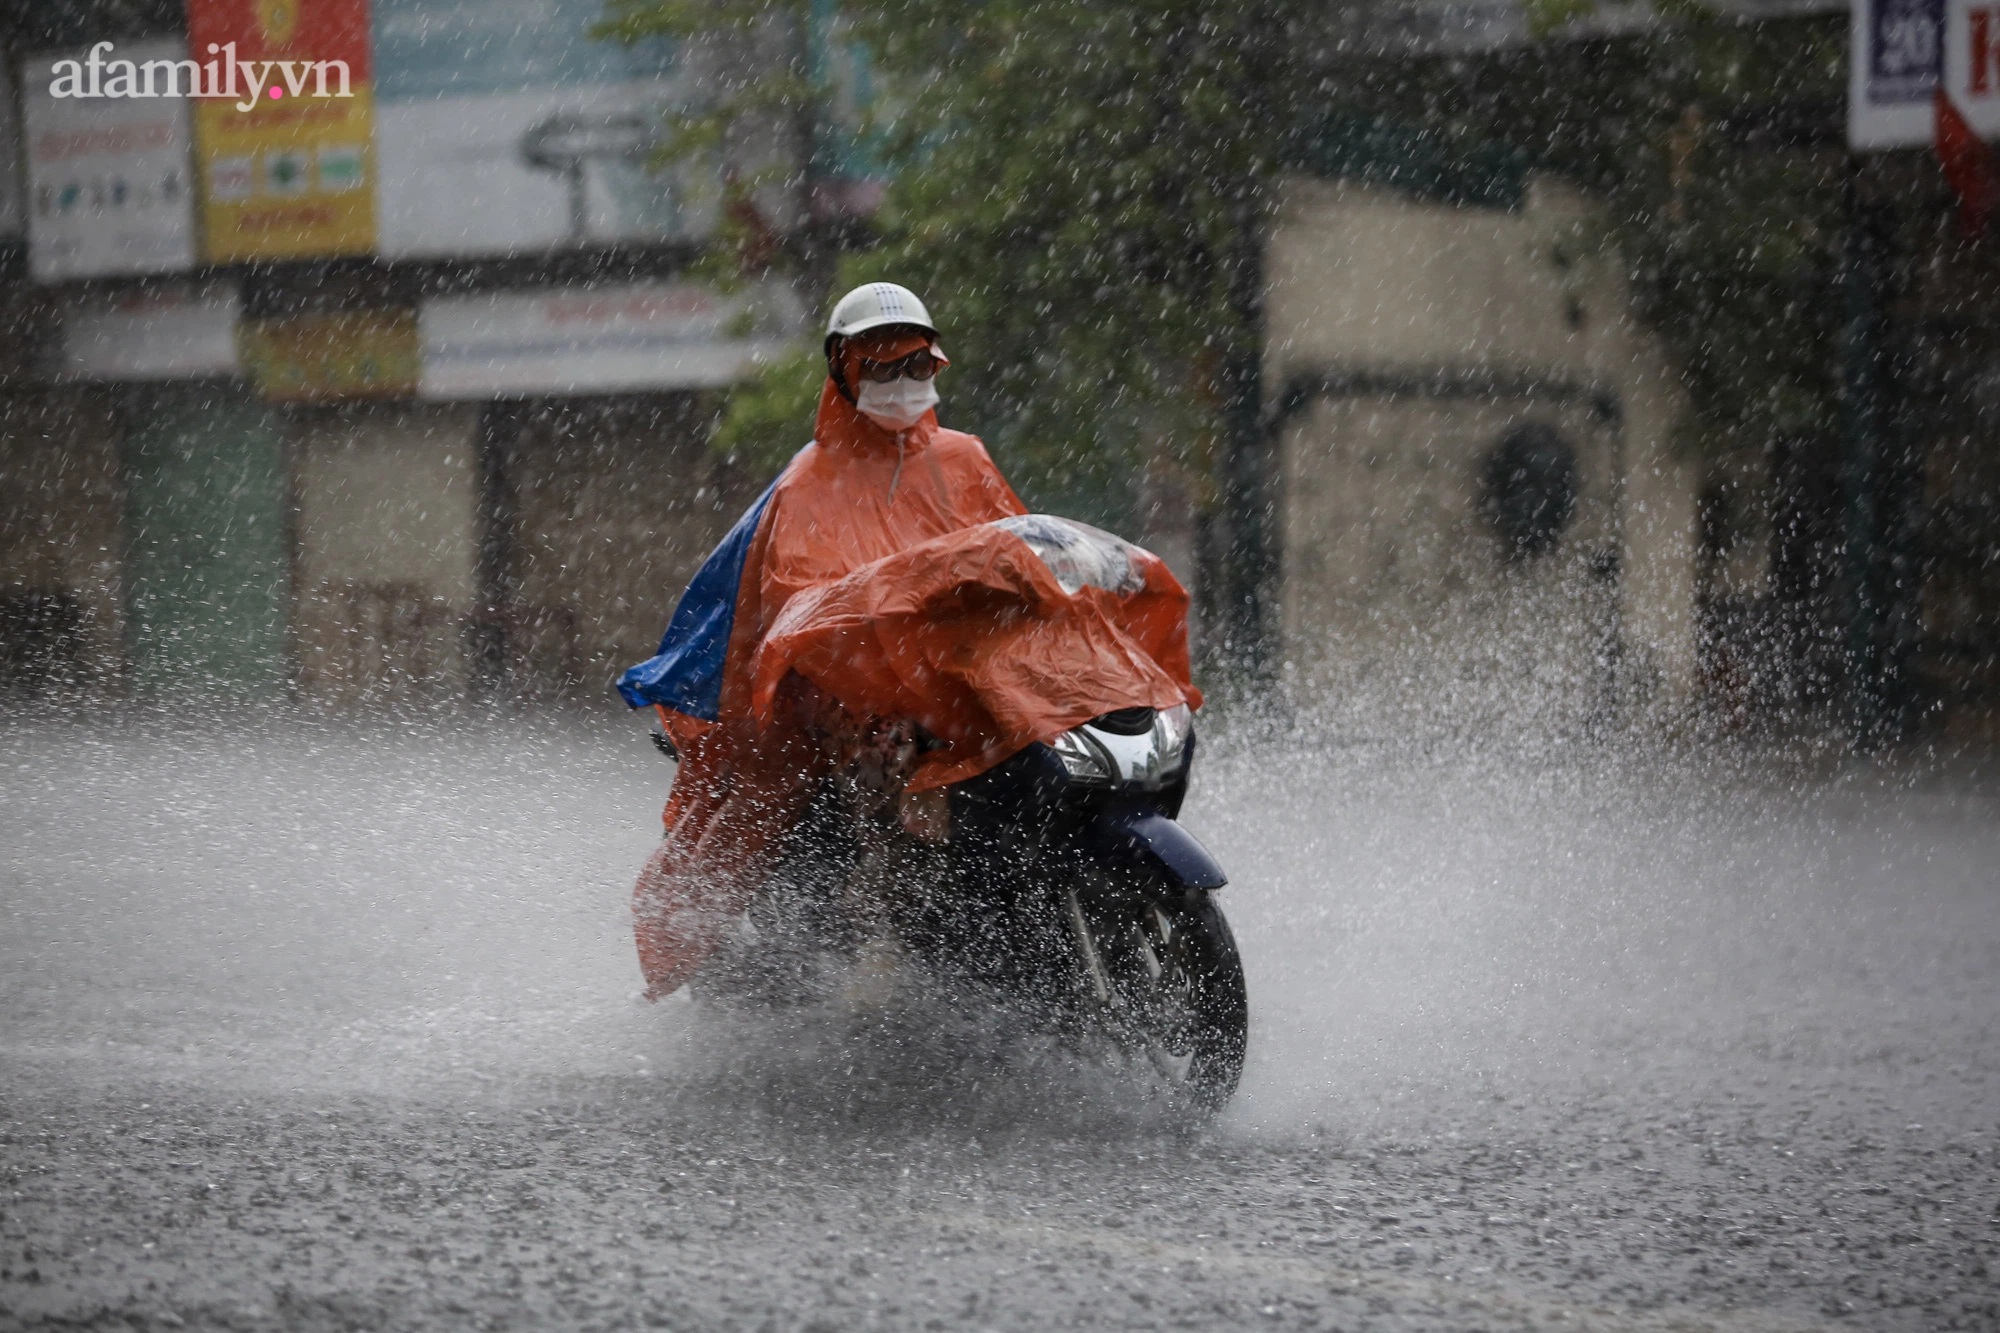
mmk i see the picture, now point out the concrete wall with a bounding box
[1279,391,1621,734]
[290,404,481,703]
[0,389,125,693]
[0,388,750,708]
[1265,174,1699,724]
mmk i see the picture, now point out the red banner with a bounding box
[184,0,371,83]
[1936,88,2000,241]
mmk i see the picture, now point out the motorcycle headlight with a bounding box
[1054,702,1194,789]
[1154,702,1193,769]
[1051,726,1116,785]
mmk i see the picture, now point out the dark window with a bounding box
[1482,424,1579,560]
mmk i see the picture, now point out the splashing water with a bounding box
[3,705,1994,1145]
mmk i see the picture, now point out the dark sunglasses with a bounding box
[856,350,942,383]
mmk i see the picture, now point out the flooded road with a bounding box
[3,709,1996,1331]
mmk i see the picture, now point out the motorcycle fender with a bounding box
[1078,809,1228,891]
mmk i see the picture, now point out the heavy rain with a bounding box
[2,2,1998,1332]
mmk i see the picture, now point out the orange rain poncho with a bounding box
[620,361,1199,997]
[749,516,1197,790]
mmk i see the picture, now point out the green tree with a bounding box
[603,0,1857,666]
[1449,1,1853,460]
[599,0,1343,542]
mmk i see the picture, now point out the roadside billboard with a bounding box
[1852,0,1946,148]
[54,281,244,380]
[418,279,805,398]
[241,310,420,400]
[21,38,199,281]
[185,0,378,262]
[51,274,800,399]
[372,0,719,258]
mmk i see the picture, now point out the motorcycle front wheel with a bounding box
[1068,886,1249,1113]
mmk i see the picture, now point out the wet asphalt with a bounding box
[2,710,1996,1331]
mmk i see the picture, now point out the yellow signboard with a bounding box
[240,311,418,401]
[188,0,377,261]
[194,93,376,261]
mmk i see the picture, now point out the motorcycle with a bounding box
[653,515,1248,1112]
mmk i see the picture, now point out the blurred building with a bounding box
[1263,0,2000,745]
[1,0,1996,748]
[0,0,844,706]
[1264,169,1696,733]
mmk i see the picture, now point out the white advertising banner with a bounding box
[55,282,243,380]
[372,0,721,259]
[1944,0,2000,135]
[1852,0,1946,148]
[22,38,199,280]
[419,279,805,399]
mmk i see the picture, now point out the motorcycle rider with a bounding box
[621,283,1027,1000]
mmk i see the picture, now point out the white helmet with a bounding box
[824,282,937,353]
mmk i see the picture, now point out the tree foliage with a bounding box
[601,0,1346,528]
[603,0,1855,517]
[1482,2,1853,455]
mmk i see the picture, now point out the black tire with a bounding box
[1087,889,1248,1113]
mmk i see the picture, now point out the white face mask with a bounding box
[855,376,939,431]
